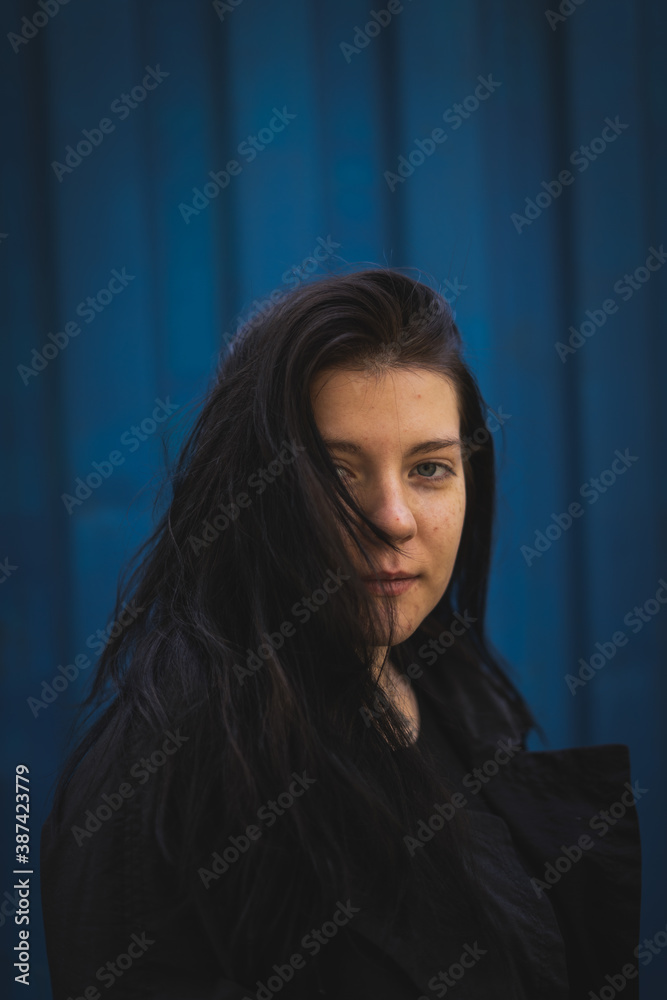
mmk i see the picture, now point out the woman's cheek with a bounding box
[424,495,465,540]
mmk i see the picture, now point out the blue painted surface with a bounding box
[1,0,665,995]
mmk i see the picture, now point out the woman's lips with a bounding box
[362,576,418,596]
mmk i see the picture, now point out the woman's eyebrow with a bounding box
[322,437,462,457]
[406,438,462,457]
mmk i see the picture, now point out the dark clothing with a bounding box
[412,691,571,998]
[40,658,642,999]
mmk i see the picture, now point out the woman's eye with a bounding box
[333,462,454,483]
[413,462,453,481]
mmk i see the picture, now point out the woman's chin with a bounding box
[373,615,421,650]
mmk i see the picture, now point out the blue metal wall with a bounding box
[1,0,665,995]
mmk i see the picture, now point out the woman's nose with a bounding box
[362,476,417,541]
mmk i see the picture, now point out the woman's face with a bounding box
[309,365,466,648]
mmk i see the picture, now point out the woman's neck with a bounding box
[372,652,421,744]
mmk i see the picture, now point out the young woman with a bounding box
[41,269,641,999]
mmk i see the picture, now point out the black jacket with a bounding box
[40,657,642,999]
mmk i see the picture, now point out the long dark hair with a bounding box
[51,267,536,982]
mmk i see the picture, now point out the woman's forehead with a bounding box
[310,365,461,433]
